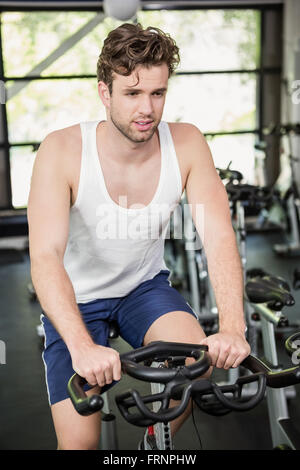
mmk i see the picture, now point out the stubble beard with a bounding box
[110,110,158,144]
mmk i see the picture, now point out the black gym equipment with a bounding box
[68,335,300,450]
[263,122,300,256]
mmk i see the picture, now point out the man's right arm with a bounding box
[27,132,121,387]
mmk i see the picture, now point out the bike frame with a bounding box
[249,303,298,449]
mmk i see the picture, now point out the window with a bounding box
[0,8,276,208]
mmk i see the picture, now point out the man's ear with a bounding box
[98,81,111,108]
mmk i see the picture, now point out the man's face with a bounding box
[103,63,169,144]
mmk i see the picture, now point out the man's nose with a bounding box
[138,95,154,115]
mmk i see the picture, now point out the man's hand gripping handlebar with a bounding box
[67,342,210,424]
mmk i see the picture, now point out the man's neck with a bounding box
[98,120,160,166]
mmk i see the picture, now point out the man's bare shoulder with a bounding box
[35,123,82,190]
[39,124,82,176]
[41,123,81,152]
[167,121,199,132]
[167,121,205,145]
[167,121,208,164]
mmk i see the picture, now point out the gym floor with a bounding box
[0,230,300,451]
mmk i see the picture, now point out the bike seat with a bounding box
[217,167,243,182]
[245,275,295,308]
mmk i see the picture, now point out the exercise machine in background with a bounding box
[245,270,299,449]
[263,122,300,257]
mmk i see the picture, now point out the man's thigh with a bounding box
[143,310,211,377]
[143,310,206,346]
[116,270,201,349]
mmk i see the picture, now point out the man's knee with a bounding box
[143,310,206,346]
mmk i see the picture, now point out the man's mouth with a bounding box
[134,120,153,131]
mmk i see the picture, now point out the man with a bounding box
[27,23,250,450]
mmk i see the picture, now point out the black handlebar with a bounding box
[68,375,104,416]
[242,354,300,388]
[68,335,300,426]
[115,342,210,426]
[67,341,210,419]
[120,341,210,382]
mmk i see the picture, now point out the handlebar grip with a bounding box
[67,374,104,416]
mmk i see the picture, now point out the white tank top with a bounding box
[63,120,183,302]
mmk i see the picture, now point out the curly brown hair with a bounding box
[97,23,180,94]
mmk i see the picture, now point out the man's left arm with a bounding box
[184,125,250,369]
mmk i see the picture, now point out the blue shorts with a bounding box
[41,269,197,406]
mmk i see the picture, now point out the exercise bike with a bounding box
[222,177,300,448]
[264,119,300,257]
[171,164,245,334]
[68,334,300,450]
[224,181,287,345]
[245,270,300,449]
